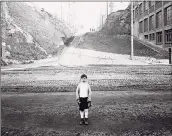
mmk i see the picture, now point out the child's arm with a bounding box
[88,84,92,101]
[76,84,80,101]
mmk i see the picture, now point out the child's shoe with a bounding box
[84,118,88,125]
[80,118,84,125]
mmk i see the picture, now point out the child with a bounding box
[76,74,92,125]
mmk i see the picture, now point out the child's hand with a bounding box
[87,99,91,102]
[88,101,91,108]
[76,99,80,104]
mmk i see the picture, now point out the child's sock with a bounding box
[80,111,84,119]
[84,109,88,118]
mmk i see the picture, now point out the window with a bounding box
[144,35,148,40]
[149,15,155,30]
[139,3,143,15]
[156,31,162,44]
[164,6,172,26]
[139,21,143,33]
[149,1,155,13]
[135,7,138,18]
[155,1,162,5]
[165,29,172,43]
[149,33,155,41]
[155,1,162,10]
[150,1,154,7]
[144,1,149,11]
[144,18,148,32]
[156,11,162,28]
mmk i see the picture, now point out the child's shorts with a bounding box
[79,97,88,111]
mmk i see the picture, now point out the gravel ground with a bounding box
[1,91,172,136]
[1,65,172,136]
[1,65,172,92]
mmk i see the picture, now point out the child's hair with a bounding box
[81,74,87,79]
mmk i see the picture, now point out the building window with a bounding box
[135,7,138,18]
[139,3,143,15]
[149,1,155,13]
[155,1,162,10]
[149,33,155,41]
[144,35,148,40]
[149,1,154,7]
[144,18,148,32]
[164,6,172,26]
[155,1,162,5]
[156,31,162,44]
[165,29,172,43]
[149,15,155,31]
[144,1,149,11]
[156,11,162,28]
[139,21,143,33]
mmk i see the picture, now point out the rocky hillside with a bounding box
[100,4,131,35]
[1,2,74,65]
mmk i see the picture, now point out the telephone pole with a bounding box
[61,2,62,20]
[107,2,108,25]
[102,15,104,27]
[130,1,134,60]
[68,2,70,25]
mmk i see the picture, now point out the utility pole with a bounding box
[169,44,172,64]
[61,2,62,21]
[68,2,70,25]
[102,15,103,27]
[107,2,108,25]
[68,2,73,26]
[54,14,57,35]
[130,1,134,60]
[100,9,103,28]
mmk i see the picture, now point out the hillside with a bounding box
[68,3,167,59]
[100,4,131,35]
[1,2,74,65]
[72,32,166,59]
[61,4,168,66]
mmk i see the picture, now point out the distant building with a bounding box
[133,1,172,48]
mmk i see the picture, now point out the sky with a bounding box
[33,2,129,31]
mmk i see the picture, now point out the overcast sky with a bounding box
[33,2,129,30]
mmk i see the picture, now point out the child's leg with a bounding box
[80,110,84,119]
[79,110,84,125]
[84,109,89,125]
[84,109,88,118]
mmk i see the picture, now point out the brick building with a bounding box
[133,1,172,48]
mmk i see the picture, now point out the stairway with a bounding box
[134,36,169,58]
